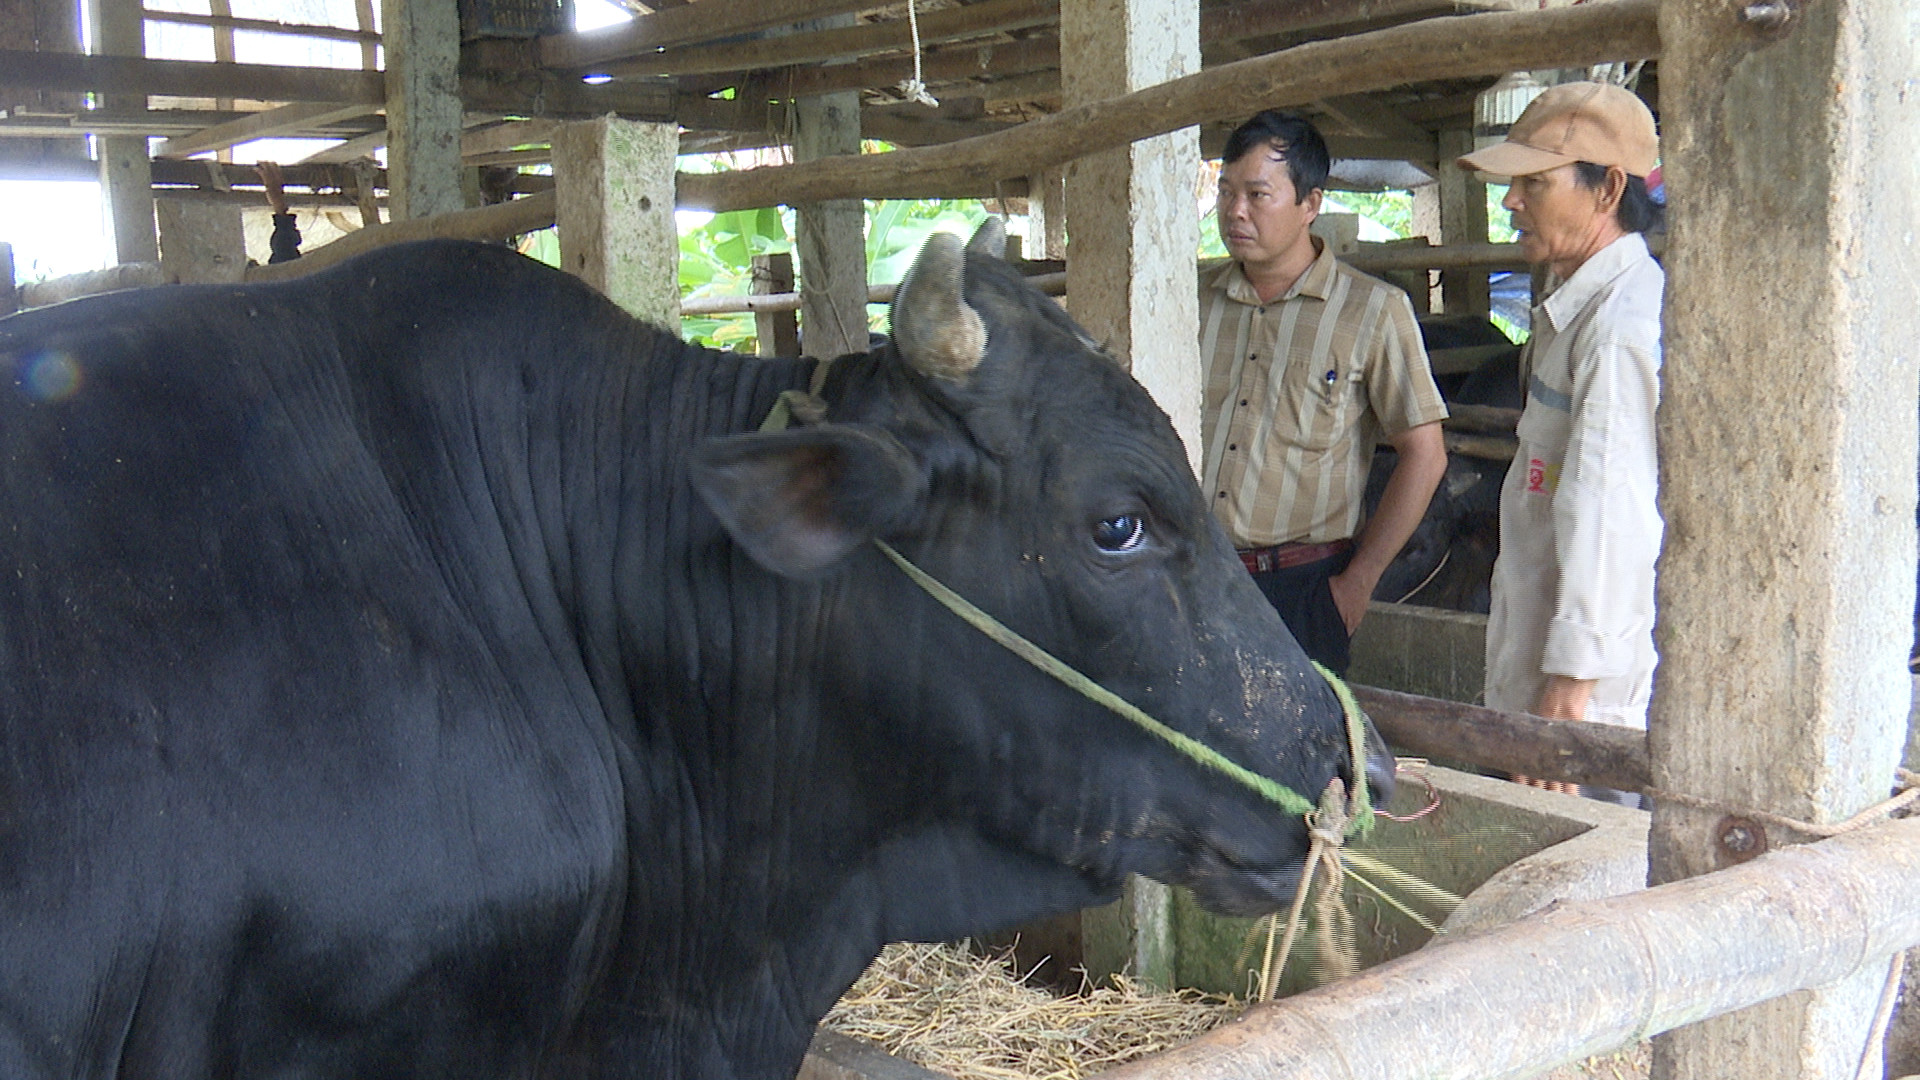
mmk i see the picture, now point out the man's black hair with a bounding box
[1572,161,1665,234]
[1221,111,1330,205]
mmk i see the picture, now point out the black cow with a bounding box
[0,228,1391,1080]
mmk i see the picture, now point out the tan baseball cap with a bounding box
[1457,81,1658,179]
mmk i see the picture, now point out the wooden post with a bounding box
[792,26,869,361]
[1061,0,1201,994]
[752,252,800,357]
[88,0,157,265]
[380,0,464,221]
[1027,165,1067,260]
[1436,128,1489,317]
[553,117,680,326]
[1650,0,1919,1077]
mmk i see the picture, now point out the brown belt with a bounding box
[1237,538,1353,575]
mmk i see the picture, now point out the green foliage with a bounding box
[670,194,989,350]
[1486,184,1518,242]
[1327,191,1414,238]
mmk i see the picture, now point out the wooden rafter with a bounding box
[599,0,1057,79]
[540,0,882,71]
[140,8,381,45]
[0,50,675,119]
[156,101,380,158]
[674,0,1659,211]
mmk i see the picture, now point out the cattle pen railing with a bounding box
[1049,688,1919,1080]
[1091,813,1920,1080]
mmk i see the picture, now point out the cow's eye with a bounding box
[1093,514,1147,553]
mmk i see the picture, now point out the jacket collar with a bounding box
[1216,236,1336,306]
[1542,232,1652,332]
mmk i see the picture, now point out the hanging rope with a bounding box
[897,0,940,108]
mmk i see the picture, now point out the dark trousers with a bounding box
[1248,548,1354,675]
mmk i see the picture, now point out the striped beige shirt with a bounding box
[1199,241,1448,547]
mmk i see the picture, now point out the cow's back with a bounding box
[0,245,647,1078]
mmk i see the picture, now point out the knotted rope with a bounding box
[1643,766,1919,1080]
[896,0,940,108]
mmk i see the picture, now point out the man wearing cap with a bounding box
[1200,110,1450,675]
[1459,81,1666,731]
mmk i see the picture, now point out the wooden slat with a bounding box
[1351,684,1651,791]
[771,35,1060,102]
[156,101,378,158]
[1199,0,1499,45]
[673,1,1659,211]
[140,8,382,44]
[0,50,677,119]
[461,118,559,158]
[601,0,1056,79]
[540,0,882,71]
[0,49,386,103]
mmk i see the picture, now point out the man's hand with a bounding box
[1534,675,1595,721]
[258,160,290,216]
[1326,569,1372,635]
[1335,420,1448,637]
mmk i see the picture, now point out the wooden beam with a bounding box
[599,0,1056,79]
[461,119,559,159]
[540,0,880,71]
[1200,0,1507,44]
[299,128,385,163]
[156,102,378,158]
[765,35,1060,104]
[140,8,383,44]
[0,49,386,103]
[0,50,677,119]
[674,0,1660,212]
[1353,684,1649,791]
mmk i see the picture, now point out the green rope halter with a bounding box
[756,384,1374,833]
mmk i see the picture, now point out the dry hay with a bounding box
[821,941,1242,1080]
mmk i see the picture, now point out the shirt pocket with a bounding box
[1275,347,1365,453]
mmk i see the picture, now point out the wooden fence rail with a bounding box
[1094,816,1920,1080]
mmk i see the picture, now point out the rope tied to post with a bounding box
[1642,766,1920,1080]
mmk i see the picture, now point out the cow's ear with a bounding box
[691,424,924,579]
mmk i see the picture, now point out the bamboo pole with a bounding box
[675,0,1660,212]
[1092,817,1920,1080]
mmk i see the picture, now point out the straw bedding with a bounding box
[820,941,1241,1080]
[821,940,1652,1080]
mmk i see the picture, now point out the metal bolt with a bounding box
[1741,1,1792,29]
[1716,816,1769,864]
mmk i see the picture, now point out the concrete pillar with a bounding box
[1436,128,1488,317]
[88,0,156,265]
[1649,1,1919,1078]
[792,78,868,360]
[156,199,246,284]
[1061,0,1203,476]
[380,0,464,222]
[1060,0,1200,993]
[553,116,680,326]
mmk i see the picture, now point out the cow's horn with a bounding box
[965,217,1006,259]
[892,232,987,382]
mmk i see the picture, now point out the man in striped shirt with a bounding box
[1200,111,1449,673]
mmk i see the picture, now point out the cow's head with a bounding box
[692,222,1393,923]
